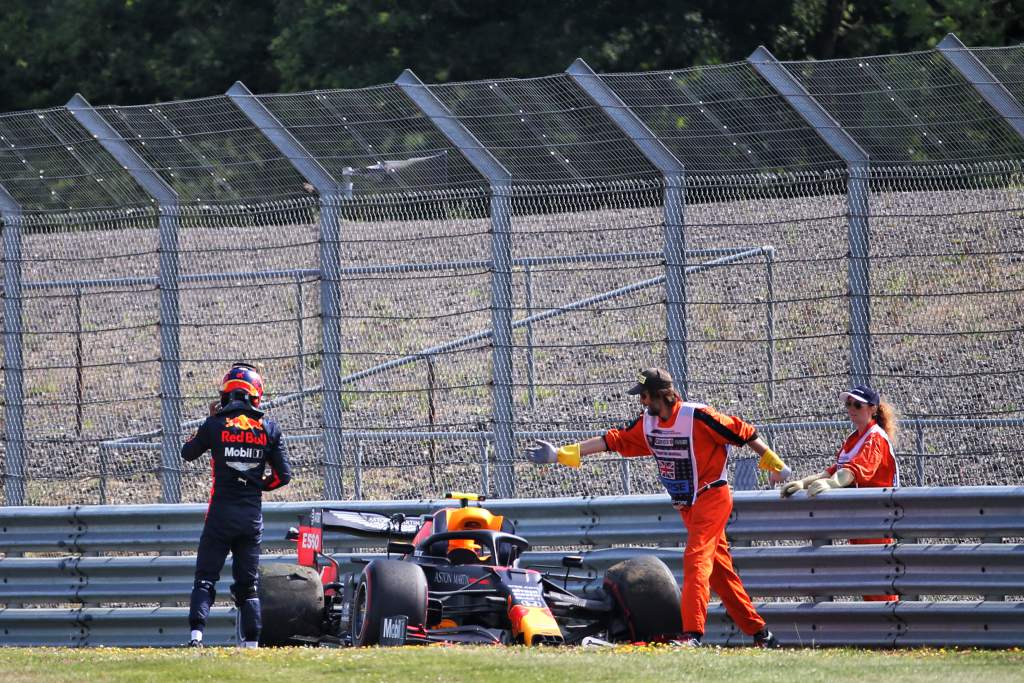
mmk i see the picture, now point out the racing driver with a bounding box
[182,362,291,648]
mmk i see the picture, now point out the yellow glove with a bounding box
[556,443,582,468]
[758,448,792,485]
[758,448,785,472]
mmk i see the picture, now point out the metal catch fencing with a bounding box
[2,35,1024,505]
[0,487,1022,647]
[89,416,1024,503]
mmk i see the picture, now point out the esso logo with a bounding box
[301,533,320,550]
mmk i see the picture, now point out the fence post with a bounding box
[0,185,24,505]
[226,81,347,500]
[67,93,183,504]
[294,275,306,428]
[566,59,690,394]
[524,262,535,410]
[355,438,363,501]
[74,285,83,437]
[764,247,776,404]
[98,443,108,504]
[915,420,925,486]
[937,34,1024,140]
[426,354,437,489]
[396,69,517,498]
[478,428,490,497]
[748,47,873,387]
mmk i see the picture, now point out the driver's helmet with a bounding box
[447,506,503,562]
[220,362,264,408]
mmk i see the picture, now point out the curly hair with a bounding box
[874,400,899,444]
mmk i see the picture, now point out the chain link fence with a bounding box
[1,35,1023,505]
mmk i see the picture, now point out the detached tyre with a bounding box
[352,560,428,646]
[258,562,324,646]
[603,555,681,641]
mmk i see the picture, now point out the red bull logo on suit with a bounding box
[224,415,264,431]
[222,414,267,446]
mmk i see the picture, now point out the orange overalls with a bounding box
[829,421,900,601]
[605,401,766,637]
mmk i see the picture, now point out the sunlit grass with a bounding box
[0,645,1021,683]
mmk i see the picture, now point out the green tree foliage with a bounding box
[0,0,1021,112]
[0,0,278,111]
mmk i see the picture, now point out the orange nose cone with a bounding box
[509,604,562,645]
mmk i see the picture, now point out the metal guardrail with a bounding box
[0,607,236,647]
[1,487,1022,647]
[3,544,1021,606]
[2,486,1022,554]
[718,602,1024,648]
[1,602,1020,648]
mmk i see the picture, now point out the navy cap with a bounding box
[840,384,880,406]
[627,367,673,395]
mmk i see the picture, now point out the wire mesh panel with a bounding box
[869,162,1024,476]
[0,108,150,213]
[0,108,159,504]
[83,96,324,501]
[93,96,310,204]
[509,180,667,442]
[329,193,495,500]
[256,86,487,195]
[597,63,843,174]
[782,50,1024,165]
[256,86,500,500]
[269,204,490,496]
[508,225,667,493]
[971,45,1024,103]
[427,74,660,185]
[341,433,492,500]
[689,172,852,417]
[595,63,855,423]
[18,217,161,505]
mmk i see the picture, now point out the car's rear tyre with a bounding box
[603,555,681,641]
[352,560,428,646]
[258,562,324,646]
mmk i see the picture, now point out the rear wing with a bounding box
[320,509,423,540]
[293,508,424,566]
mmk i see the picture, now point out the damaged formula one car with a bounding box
[258,493,681,646]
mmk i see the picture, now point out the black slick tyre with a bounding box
[351,559,428,646]
[603,555,682,641]
[258,562,324,646]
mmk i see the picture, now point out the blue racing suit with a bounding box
[181,398,291,642]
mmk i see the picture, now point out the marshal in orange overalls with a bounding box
[605,401,767,638]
